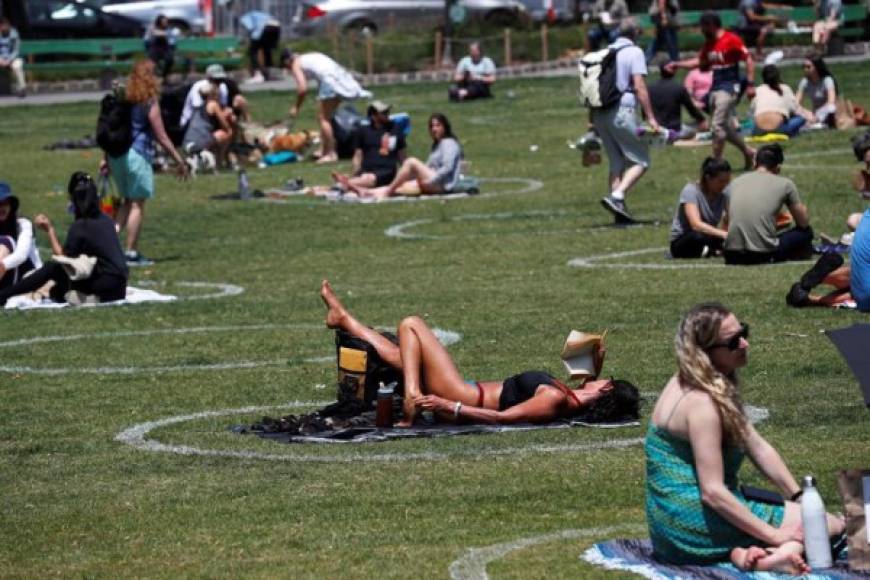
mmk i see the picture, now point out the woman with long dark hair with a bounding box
[320,281,640,426]
[796,55,838,126]
[0,172,128,306]
[646,303,845,574]
[0,181,41,291]
[751,65,812,137]
[669,158,732,259]
[348,113,463,201]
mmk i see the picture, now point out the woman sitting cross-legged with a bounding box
[320,280,639,427]
[0,181,42,291]
[0,172,128,307]
[346,113,463,201]
[646,303,845,575]
[669,157,732,259]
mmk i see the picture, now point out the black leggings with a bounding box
[670,231,724,259]
[0,261,126,305]
[249,24,281,75]
[724,227,814,265]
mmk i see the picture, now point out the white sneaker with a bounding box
[245,72,265,84]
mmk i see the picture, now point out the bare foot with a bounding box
[757,551,811,576]
[315,153,338,165]
[731,546,768,570]
[394,419,413,428]
[331,171,350,190]
[320,280,347,329]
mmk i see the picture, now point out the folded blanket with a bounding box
[4,286,176,310]
[583,539,868,579]
[238,415,640,444]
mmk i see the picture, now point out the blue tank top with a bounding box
[850,208,870,311]
[130,102,155,162]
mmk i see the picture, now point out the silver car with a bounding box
[516,0,578,23]
[291,0,530,36]
[97,0,206,33]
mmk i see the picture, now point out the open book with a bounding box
[560,330,607,381]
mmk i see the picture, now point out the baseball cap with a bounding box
[205,63,227,79]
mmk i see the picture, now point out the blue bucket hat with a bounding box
[0,182,19,213]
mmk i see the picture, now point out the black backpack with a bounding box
[577,45,628,109]
[96,93,133,157]
[335,329,403,407]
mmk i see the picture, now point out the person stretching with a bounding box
[319,280,639,427]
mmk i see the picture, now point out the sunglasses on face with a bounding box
[709,323,749,351]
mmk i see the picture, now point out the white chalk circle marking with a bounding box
[568,247,811,270]
[115,402,646,463]
[135,280,245,301]
[448,524,646,580]
[0,325,461,375]
[385,209,567,240]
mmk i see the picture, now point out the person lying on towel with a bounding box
[0,172,128,306]
[319,280,639,427]
[645,303,845,575]
[342,114,462,201]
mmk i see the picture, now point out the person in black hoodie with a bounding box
[0,172,128,306]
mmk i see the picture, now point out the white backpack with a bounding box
[577,45,627,109]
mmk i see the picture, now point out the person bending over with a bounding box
[320,281,639,427]
[347,114,462,201]
[723,144,813,265]
[449,42,496,102]
[795,56,838,127]
[282,49,372,164]
[751,65,813,137]
[649,62,708,142]
[0,182,42,291]
[0,173,128,307]
[670,158,731,259]
[646,302,844,575]
[331,100,406,193]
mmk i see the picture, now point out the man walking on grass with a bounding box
[595,18,661,224]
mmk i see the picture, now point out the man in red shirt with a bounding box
[666,11,756,168]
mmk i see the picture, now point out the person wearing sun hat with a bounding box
[0,181,42,292]
[180,63,250,128]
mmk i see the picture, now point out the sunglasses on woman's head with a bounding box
[709,323,749,351]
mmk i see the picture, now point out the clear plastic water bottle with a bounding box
[238,168,251,200]
[801,475,833,569]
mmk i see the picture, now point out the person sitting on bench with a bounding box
[319,280,639,427]
[669,158,731,259]
[0,173,128,307]
[347,114,462,201]
[723,144,813,265]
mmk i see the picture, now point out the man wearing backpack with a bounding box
[588,18,662,223]
[666,11,756,169]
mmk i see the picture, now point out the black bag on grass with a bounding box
[335,329,403,407]
[331,104,364,160]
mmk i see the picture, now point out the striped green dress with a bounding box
[645,424,785,564]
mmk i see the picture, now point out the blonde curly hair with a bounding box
[126,59,161,104]
[675,302,749,447]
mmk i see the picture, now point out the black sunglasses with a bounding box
[709,323,749,351]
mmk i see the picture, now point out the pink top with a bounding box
[683,68,713,105]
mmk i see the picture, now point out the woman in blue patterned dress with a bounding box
[645,303,844,575]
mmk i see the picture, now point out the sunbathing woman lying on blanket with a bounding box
[645,303,845,575]
[341,114,462,202]
[0,172,128,306]
[321,280,639,427]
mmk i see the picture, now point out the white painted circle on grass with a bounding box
[448,524,646,580]
[385,209,566,240]
[0,324,462,376]
[133,280,244,301]
[115,402,646,463]
[568,247,811,270]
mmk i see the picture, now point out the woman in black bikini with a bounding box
[320,281,639,427]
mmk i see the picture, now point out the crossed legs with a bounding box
[320,280,474,426]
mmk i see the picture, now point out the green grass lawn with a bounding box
[1,62,869,578]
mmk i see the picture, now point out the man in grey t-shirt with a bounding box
[449,42,496,102]
[724,144,813,265]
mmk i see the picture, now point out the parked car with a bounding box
[17,0,144,39]
[516,0,578,23]
[290,0,530,37]
[96,0,205,33]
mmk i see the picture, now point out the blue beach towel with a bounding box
[583,539,868,580]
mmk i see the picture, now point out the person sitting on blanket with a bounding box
[649,63,708,142]
[0,173,128,307]
[751,65,813,138]
[0,182,42,292]
[328,100,406,194]
[346,113,462,201]
[669,158,731,259]
[646,303,845,575]
[320,280,639,427]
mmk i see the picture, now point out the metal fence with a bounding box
[214,0,300,38]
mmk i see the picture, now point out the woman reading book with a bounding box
[320,280,639,427]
